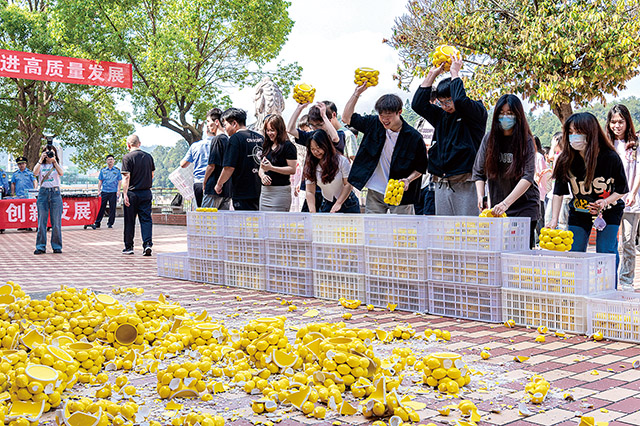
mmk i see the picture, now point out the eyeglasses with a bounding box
[436,98,454,107]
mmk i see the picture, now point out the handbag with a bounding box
[171,192,183,207]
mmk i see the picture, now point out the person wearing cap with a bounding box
[0,166,8,199]
[92,154,122,229]
[10,157,37,199]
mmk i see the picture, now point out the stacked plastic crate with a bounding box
[312,214,366,301]
[364,215,428,312]
[186,211,225,284]
[502,251,616,334]
[157,251,190,281]
[265,213,314,297]
[426,216,530,322]
[223,212,266,290]
[587,291,640,343]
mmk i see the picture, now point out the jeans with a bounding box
[301,188,324,212]
[619,212,640,286]
[320,192,361,213]
[569,223,620,287]
[36,187,63,251]
[365,189,414,214]
[95,192,117,226]
[123,189,153,250]
[202,194,231,210]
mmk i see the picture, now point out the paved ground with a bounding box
[1,221,639,426]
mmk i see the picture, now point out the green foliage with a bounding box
[55,0,302,144]
[151,140,189,188]
[389,0,640,122]
[401,99,421,128]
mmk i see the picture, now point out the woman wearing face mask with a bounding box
[303,129,359,213]
[607,105,639,289]
[548,112,628,280]
[473,94,540,248]
[33,145,64,254]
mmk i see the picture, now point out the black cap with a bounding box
[16,156,27,164]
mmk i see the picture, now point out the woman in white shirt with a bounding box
[608,104,640,288]
[303,129,359,213]
[33,145,64,254]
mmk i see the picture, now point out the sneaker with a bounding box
[34,249,46,255]
[91,224,100,229]
[107,224,113,228]
[53,249,62,254]
[122,248,134,255]
[143,247,152,256]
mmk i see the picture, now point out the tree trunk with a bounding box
[551,102,573,124]
[15,80,50,169]
[23,132,45,170]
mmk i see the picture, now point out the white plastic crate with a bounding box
[427,249,502,286]
[312,214,364,245]
[187,235,225,260]
[312,243,365,274]
[502,288,586,334]
[265,239,312,269]
[501,251,615,295]
[365,246,427,281]
[425,216,530,251]
[266,266,314,297]
[157,252,190,280]
[587,292,640,343]
[428,281,502,323]
[187,211,224,237]
[169,164,195,200]
[188,258,224,285]
[224,237,266,264]
[365,275,428,312]
[364,215,428,248]
[224,211,266,239]
[313,270,365,301]
[265,212,313,241]
[224,261,266,290]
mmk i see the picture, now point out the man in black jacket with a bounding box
[343,85,427,214]
[412,54,488,216]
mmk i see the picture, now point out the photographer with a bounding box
[33,142,64,254]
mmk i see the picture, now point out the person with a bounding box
[0,167,8,198]
[547,112,628,282]
[472,94,540,248]
[214,108,263,211]
[121,134,155,256]
[202,108,232,210]
[180,120,212,207]
[544,131,571,229]
[33,145,64,254]
[92,155,122,229]
[10,156,37,199]
[415,138,436,215]
[607,105,640,289]
[303,129,359,213]
[533,136,549,239]
[259,114,297,211]
[411,54,488,216]
[342,87,427,214]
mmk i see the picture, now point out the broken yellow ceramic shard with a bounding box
[387,303,397,312]
[514,356,529,363]
[339,401,358,416]
[273,350,297,369]
[288,386,310,410]
[7,400,45,422]
[303,309,319,318]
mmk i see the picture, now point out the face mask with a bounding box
[498,115,516,131]
[569,134,587,151]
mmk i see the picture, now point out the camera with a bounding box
[44,135,56,158]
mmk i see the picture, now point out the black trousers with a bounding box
[123,189,153,250]
[193,183,204,207]
[95,192,117,226]
[232,198,260,211]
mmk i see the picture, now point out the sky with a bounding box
[135,0,640,147]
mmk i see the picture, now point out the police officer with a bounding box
[10,156,37,198]
[0,166,8,199]
[92,154,122,229]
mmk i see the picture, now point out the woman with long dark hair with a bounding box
[33,145,64,254]
[607,104,640,288]
[472,94,540,247]
[303,129,359,213]
[258,114,297,211]
[548,112,628,281]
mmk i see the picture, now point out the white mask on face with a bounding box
[569,134,587,151]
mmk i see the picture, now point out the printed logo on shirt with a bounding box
[499,153,513,163]
[249,142,263,173]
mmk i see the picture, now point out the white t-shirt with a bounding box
[306,155,351,202]
[39,164,61,188]
[614,140,640,212]
[365,129,399,194]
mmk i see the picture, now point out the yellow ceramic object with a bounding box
[354,67,380,87]
[293,84,316,104]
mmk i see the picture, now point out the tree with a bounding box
[0,2,134,170]
[388,0,640,123]
[150,140,188,188]
[401,99,421,128]
[56,0,302,145]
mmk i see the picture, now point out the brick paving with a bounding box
[0,221,639,426]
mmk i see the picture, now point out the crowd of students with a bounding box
[183,57,639,289]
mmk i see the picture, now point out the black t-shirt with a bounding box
[554,148,629,227]
[205,134,232,197]
[223,129,263,200]
[122,149,155,191]
[264,140,297,186]
[295,129,346,154]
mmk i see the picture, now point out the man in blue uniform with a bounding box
[92,154,122,229]
[10,157,37,198]
[0,167,9,199]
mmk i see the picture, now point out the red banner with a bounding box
[0,49,132,89]
[0,197,101,229]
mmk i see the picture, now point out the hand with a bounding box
[588,199,608,214]
[316,102,327,118]
[491,201,508,216]
[330,202,342,213]
[450,53,463,76]
[214,183,222,194]
[298,102,310,110]
[261,174,272,186]
[123,194,130,207]
[117,193,121,201]
[40,152,47,161]
[477,197,485,212]
[261,158,273,171]
[626,196,636,208]
[429,62,445,76]
[294,187,300,197]
[354,82,368,97]
[546,219,558,229]
[400,178,410,189]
